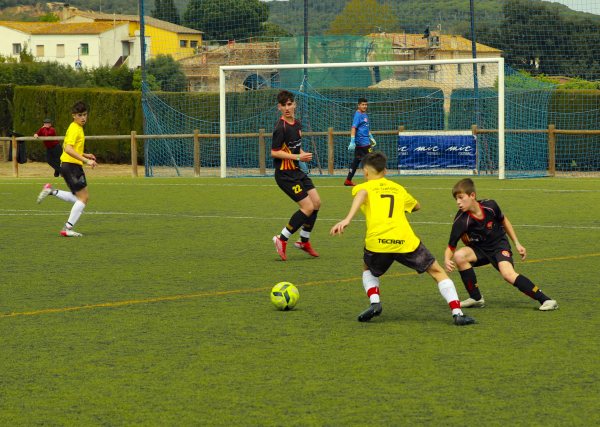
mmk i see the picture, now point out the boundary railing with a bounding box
[2,126,599,178]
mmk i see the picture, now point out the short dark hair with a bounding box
[277,90,295,105]
[71,100,87,115]
[358,97,368,104]
[362,151,387,173]
[452,178,476,198]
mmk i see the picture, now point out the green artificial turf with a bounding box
[1,176,599,426]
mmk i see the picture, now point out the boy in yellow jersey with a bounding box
[330,151,475,325]
[37,100,98,237]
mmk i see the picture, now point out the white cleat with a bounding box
[61,225,83,237]
[461,297,485,308]
[37,183,54,204]
[539,300,558,311]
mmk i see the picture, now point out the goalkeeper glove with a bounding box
[348,136,356,152]
[369,134,377,147]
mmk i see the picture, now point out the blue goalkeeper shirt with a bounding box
[352,110,371,147]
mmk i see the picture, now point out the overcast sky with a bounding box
[549,0,598,14]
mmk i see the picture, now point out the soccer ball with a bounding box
[270,282,299,311]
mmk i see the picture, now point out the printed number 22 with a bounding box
[381,194,394,218]
[293,185,302,194]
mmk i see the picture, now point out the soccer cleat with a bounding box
[61,225,83,237]
[539,300,559,311]
[295,241,319,257]
[272,235,287,261]
[453,314,476,326]
[461,297,485,308]
[358,302,382,322]
[37,183,54,204]
[344,179,356,186]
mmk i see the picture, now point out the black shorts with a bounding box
[470,240,514,271]
[354,145,372,160]
[275,169,315,203]
[363,242,437,277]
[61,162,87,194]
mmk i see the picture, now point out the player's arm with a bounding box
[444,246,457,273]
[271,150,312,162]
[411,202,421,212]
[64,144,97,168]
[330,189,367,236]
[502,216,526,260]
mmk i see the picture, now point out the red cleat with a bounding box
[273,235,287,261]
[344,179,356,186]
[295,241,319,257]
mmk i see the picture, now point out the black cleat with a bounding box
[358,303,382,322]
[453,314,476,326]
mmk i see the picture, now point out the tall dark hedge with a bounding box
[13,86,143,164]
[0,84,14,137]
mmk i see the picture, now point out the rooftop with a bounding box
[368,33,502,53]
[74,13,203,35]
[0,21,127,35]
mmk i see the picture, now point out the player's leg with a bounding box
[295,186,321,257]
[454,246,485,308]
[497,261,558,311]
[358,251,392,322]
[273,172,313,260]
[37,161,78,204]
[60,165,88,237]
[426,261,474,325]
[345,148,367,186]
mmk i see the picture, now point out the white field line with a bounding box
[1,181,600,192]
[1,209,599,230]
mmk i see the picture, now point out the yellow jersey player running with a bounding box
[330,151,475,325]
[37,100,97,236]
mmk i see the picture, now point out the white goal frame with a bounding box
[219,58,505,179]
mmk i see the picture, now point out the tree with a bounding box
[151,0,180,26]
[145,54,187,92]
[328,0,396,36]
[19,42,35,63]
[183,0,269,41]
[37,12,60,22]
[133,69,160,91]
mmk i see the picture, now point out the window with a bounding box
[190,40,197,48]
[481,65,486,75]
[13,44,21,55]
[36,45,44,57]
[180,40,188,48]
[56,44,65,58]
[81,44,89,55]
[457,64,462,74]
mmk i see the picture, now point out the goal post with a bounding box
[219,57,505,179]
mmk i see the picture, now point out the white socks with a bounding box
[66,200,86,229]
[438,279,463,316]
[54,190,78,204]
[363,270,380,304]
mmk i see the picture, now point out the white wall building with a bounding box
[0,21,149,69]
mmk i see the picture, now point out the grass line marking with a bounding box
[2,209,599,229]
[2,253,599,319]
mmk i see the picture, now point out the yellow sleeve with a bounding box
[64,124,78,146]
[403,191,417,212]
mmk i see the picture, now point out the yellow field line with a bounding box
[2,252,599,319]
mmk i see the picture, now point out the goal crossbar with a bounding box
[219,58,505,178]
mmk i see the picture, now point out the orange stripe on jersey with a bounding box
[279,143,298,171]
[461,233,471,246]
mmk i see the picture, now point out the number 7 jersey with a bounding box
[352,178,421,253]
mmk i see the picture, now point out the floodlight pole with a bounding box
[139,0,148,176]
[303,0,308,119]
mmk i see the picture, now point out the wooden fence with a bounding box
[2,126,599,178]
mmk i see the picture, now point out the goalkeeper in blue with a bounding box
[344,98,376,186]
[331,151,475,326]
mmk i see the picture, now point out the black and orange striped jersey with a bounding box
[448,199,508,251]
[271,118,302,171]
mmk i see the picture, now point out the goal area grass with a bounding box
[1,176,599,425]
